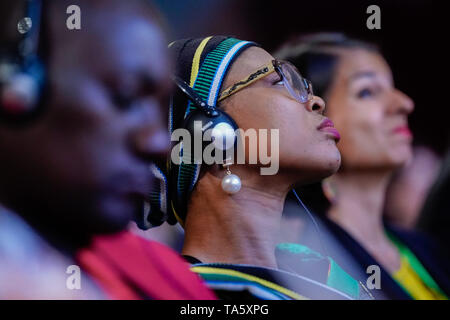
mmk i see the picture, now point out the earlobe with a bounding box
[322,177,338,204]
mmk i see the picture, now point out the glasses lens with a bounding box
[279,61,313,103]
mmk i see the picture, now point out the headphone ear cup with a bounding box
[210,111,238,152]
[182,108,238,163]
[0,58,46,123]
[0,72,39,114]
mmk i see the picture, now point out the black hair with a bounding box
[275,33,380,214]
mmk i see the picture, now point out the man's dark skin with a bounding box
[0,0,171,253]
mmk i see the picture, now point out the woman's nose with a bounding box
[390,89,415,115]
[305,95,326,115]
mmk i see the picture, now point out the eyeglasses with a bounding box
[218,59,314,104]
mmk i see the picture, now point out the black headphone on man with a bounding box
[0,0,45,124]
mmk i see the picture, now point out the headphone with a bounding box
[173,76,238,158]
[0,0,46,124]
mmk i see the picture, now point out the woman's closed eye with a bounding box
[271,74,284,86]
[273,79,284,86]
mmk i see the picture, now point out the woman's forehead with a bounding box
[223,47,274,88]
[336,49,392,83]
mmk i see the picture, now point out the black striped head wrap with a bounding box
[136,36,258,229]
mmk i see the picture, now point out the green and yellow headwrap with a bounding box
[136,36,258,229]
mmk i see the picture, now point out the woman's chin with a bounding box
[314,153,342,181]
[322,150,342,175]
[318,161,341,181]
[380,147,413,170]
[282,158,341,186]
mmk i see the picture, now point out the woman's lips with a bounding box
[318,119,341,142]
[393,126,413,138]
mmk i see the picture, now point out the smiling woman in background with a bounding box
[275,33,449,300]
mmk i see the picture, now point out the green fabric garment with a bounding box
[327,257,360,299]
[276,243,364,299]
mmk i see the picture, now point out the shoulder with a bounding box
[85,230,216,299]
[386,224,444,258]
[0,208,102,299]
[190,262,355,300]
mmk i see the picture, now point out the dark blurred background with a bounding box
[154,0,443,155]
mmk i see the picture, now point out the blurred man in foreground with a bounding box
[0,0,214,299]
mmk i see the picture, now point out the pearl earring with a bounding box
[221,159,241,194]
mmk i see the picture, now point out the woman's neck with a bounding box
[327,169,401,272]
[328,170,390,237]
[182,170,289,269]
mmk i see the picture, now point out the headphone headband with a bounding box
[172,76,219,117]
[20,0,43,60]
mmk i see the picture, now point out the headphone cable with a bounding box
[291,189,330,258]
